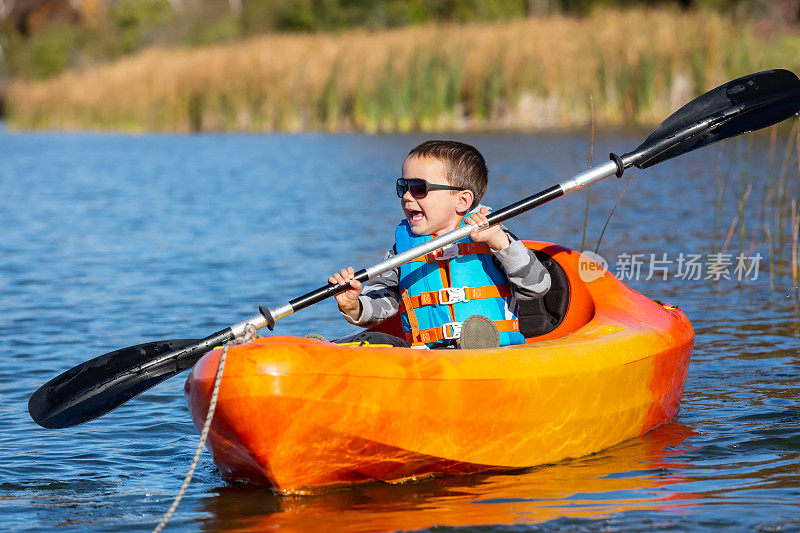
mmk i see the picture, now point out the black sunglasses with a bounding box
[396,178,464,199]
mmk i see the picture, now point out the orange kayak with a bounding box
[185,242,693,494]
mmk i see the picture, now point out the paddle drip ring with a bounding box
[153,325,258,533]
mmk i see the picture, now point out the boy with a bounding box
[330,140,551,349]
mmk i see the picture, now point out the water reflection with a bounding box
[199,423,694,532]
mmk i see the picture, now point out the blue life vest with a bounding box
[395,219,525,348]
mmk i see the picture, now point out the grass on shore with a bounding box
[6,7,800,133]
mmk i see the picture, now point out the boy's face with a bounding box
[400,155,474,236]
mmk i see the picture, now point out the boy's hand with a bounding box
[466,207,510,251]
[330,267,363,320]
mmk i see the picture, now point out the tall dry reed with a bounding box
[791,199,799,295]
[718,118,800,292]
[6,7,800,133]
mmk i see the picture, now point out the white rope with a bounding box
[153,325,257,533]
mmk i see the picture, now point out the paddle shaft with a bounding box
[246,158,620,334]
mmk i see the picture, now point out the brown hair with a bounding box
[407,140,487,210]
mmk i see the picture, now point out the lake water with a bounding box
[1,124,799,531]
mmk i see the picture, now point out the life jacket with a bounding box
[395,219,526,348]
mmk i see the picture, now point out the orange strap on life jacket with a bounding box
[409,242,493,263]
[400,290,421,339]
[402,285,512,308]
[399,284,518,346]
[404,319,520,345]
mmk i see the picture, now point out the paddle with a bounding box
[29,68,800,430]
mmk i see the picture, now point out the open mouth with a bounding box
[408,210,425,224]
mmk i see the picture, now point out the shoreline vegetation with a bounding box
[5,7,800,134]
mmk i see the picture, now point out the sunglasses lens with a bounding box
[397,178,431,199]
[409,180,427,198]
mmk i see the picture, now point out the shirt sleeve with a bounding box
[340,250,401,327]
[492,231,551,300]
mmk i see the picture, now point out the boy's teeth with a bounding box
[411,211,424,222]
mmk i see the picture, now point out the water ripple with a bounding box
[1,129,799,531]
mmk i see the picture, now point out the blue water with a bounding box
[1,125,799,531]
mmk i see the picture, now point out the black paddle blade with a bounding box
[29,339,199,429]
[626,69,800,169]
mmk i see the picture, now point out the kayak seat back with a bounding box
[520,242,596,342]
[517,249,570,338]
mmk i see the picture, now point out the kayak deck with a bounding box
[185,243,694,493]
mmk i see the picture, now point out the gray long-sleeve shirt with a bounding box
[343,229,551,327]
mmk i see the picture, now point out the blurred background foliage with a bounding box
[1,0,798,131]
[1,0,795,81]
